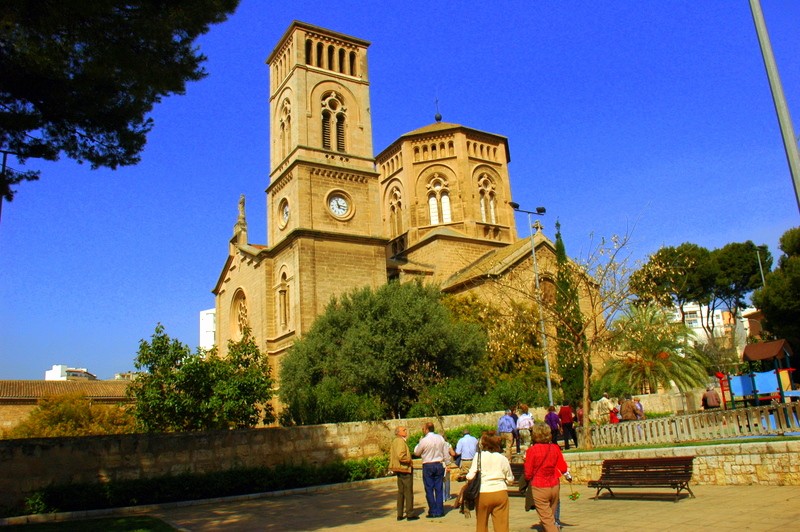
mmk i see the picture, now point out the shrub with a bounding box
[4,456,389,518]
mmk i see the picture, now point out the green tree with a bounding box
[752,227,800,361]
[278,281,486,425]
[603,304,709,393]
[553,221,588,405]
[630,243,715,318]
[2,392,135,439]
[707,241,771,347]
[128,324,273,432]
[0,0,239,203]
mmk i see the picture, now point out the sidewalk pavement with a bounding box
[142,477,800,532]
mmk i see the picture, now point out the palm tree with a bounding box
[601,303,709,393]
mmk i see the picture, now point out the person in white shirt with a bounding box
[516,403,535,451]
[466,431,515,531]
[413,421,447,518]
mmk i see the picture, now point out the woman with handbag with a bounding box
[524,423,570,532]
[465,431,515,532]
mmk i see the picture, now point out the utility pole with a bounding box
[749,0,800,213]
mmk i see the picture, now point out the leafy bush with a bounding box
[4,457,389,518]
[478,379,552,412]
[406,424,494,451]
[2,393,136,439]
[405,377,485,417]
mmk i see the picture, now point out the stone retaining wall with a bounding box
[565,440,800,486]
[2,408,798,512]
[0,411,504,510]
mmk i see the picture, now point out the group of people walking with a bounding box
[390,416,573,531]
[597,393,646,424]
[499,402,581,457]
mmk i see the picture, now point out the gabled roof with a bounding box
[415,225,469,243]
[212,243,269,295]
[0,380,130,400]
[441,232,554,292]
[742,339,794,362]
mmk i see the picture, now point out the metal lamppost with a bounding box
[509,201,553,406]
[749,0,800,213]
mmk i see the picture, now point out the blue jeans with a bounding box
[422,462,444,516]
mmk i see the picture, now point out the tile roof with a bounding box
[442,233,554,291]
[0,380,130,400]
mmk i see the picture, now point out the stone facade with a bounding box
[211,21,579,401]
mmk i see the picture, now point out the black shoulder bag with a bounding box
[463,451,481,510]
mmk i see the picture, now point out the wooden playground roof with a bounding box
[742,339,794,362]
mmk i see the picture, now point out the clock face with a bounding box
[328,194,349,216]
[278,199,290,227]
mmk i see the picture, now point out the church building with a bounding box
[212,21,559,380]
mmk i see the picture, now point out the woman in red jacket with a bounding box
[523,423,570,532]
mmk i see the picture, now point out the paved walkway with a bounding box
[142,477,800,531]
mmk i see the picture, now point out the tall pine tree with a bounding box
[554,221,589,405]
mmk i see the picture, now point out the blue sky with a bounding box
[1,1,799,380]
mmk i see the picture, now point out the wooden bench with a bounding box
[587,456,695,502]
[509,462,525,495]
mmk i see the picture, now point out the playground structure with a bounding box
[719,339,798,408]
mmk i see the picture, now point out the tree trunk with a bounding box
[581,349,593,449]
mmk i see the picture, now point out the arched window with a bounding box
[327,45,334,70]
[338,48,345,73]
[321,92,346,152]
[478,174,497,224]
[336,113,345,152]
[279,272,290,329]
[428,196,439,225]
[230,289,248,341]
[280,122,286,160]
[427,174,451,225]
[279,99,291,161]
[284,115,291,159]
[316,42,323,68]
[349,51,356,76]
[389,187,403,237]
[441,193,452,223]
[305,39,313,65]
[321,111,332,150]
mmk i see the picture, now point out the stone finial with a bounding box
[233,194,248,245]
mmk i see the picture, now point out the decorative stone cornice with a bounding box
[309,167,371,184]
[269,171,294,195]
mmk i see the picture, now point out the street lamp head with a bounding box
[508,201,547,216]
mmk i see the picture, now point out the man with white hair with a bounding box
[389,426,417,520]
